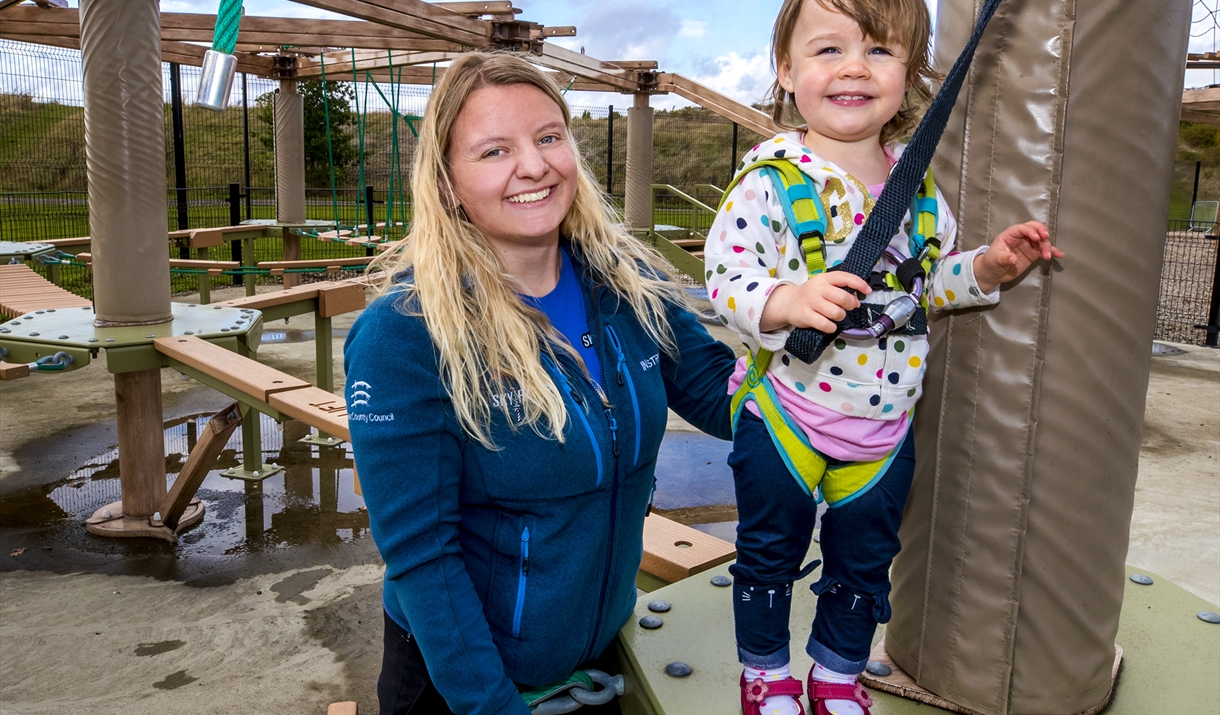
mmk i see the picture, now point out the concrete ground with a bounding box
[0,286,1216,714]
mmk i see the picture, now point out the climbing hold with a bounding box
[648,600,671,613]
[1129,574,1153,585]
[665,662,692,678]
[1198,611,1220,624]
[865,661,892,677]
[710,575,731,587]
[639,616,663,630]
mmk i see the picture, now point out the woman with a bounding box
[344,52,736,714]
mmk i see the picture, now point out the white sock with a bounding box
[743,663,801,715]
[812,664,865,715]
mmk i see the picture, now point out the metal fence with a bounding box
[1158,220,1220,347]
[4,40,1219,346]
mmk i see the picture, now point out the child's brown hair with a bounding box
[768,0,938,145]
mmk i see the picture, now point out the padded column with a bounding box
[624,93,654,234]
[886,1,1192,714]
[274,79,306,224]
[80,0,170,325]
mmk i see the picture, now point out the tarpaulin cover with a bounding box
[887,1,1192,713]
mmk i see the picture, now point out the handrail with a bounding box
[694,183,724,198]
[650,184,717,215]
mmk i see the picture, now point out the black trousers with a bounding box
[377,610,623,715]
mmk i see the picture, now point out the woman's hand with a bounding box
[975,220,1063,294]
[760,272,873,333]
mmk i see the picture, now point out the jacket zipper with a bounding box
[512,526,530,637]
[584,287,620,663]
[604,323,641,467]
[542,354,604,487]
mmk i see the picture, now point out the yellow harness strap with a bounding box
[731,349,899,507]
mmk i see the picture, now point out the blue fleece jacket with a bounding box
[343,255,735,714]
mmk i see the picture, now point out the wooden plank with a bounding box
[186,226,267,249]
[215,284,321,311]
[326,702,358,715]
[317,282,366,318]
[160,403,242,530]
[39,237,91,248]
[289,0,491,46]
[657,73,779,138]
[607,60,659,70]
[0,361,31,381]
[155,336,312,403]
[0,264,91,319]
[639,513,735,584]
[72,253,239,270]
[257,256,374,270]
[1182,87,1220,111]
[268,387,350,442]
[435,1,514,14]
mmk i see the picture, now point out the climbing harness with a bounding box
[520,669,624,714]
[718,159,940,342]
[195,0,243,111]
[783,0,1003,364]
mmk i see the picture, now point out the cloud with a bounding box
[679,20,707,39]
[562,1,681,62]
[687,50,774,106]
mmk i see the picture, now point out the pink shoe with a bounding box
[741,672,805,715]
[806,669,873,715]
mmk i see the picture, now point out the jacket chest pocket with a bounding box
[473,415,609,501]
[604,323,668,470]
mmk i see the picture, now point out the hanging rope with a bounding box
[318,52,341,232]
[211,0,243,55]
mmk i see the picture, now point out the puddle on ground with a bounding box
[260,328,350,344]
[0,412,369,557]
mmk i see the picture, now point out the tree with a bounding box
[254,79,358,188]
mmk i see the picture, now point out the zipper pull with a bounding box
[607,411,619,457]
[616,361,625,387]
[521,527,530,575]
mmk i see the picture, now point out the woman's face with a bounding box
[447,83,578,253]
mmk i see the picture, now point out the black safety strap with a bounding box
[784,0,1004,364]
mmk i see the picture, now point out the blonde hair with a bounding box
[370,52,681,448]
[768,0,938,145]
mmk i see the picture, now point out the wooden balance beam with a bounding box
[152,335,734,582]
[0,263,92,319]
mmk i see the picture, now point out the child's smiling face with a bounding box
[778,0,910,147]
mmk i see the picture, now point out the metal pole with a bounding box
[170,62,189,236]
[365,184,376,257]
[229,182,244,287]
[242,72,252,220]
[730,122,739,184]
[606,105,614,196]
[1192,160,1201,207]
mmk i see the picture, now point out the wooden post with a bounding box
[114,369,166,516]
[196,246,211,304]
[624,93,654,235]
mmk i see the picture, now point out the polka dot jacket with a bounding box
[705,133,999,421]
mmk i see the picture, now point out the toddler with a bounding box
[705,1,1062,714]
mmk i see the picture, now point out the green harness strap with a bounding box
[720,158,938,506]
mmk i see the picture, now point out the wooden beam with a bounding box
[607,60,659,70]
[435,1,516,15]
[159,403,242,530]
[1182,87,1220,111]
[287,0,491,47]
[1180,109,1220,127]
[540,26,576,37]
[536,42,636,92]
[297,49,461,78]
[657,73,779,137]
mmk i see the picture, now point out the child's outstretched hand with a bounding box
[760,272,873,334]
[974,220,1063,294]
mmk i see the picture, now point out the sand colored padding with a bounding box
[275,81,307,224]
[886,2,1193,714]
[79,0,171,325]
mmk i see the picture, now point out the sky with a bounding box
[12,0,1220,110]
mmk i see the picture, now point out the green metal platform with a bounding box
[616,545,1220,714]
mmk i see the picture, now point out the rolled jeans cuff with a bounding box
[738,643,791,670]
[806,635,868,675]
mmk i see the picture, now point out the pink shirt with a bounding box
[726,174,908,463]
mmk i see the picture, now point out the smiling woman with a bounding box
[344,52,737,714]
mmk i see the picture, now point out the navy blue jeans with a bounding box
[729,412,916,674]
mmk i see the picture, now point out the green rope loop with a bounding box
[212,0,243,55]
